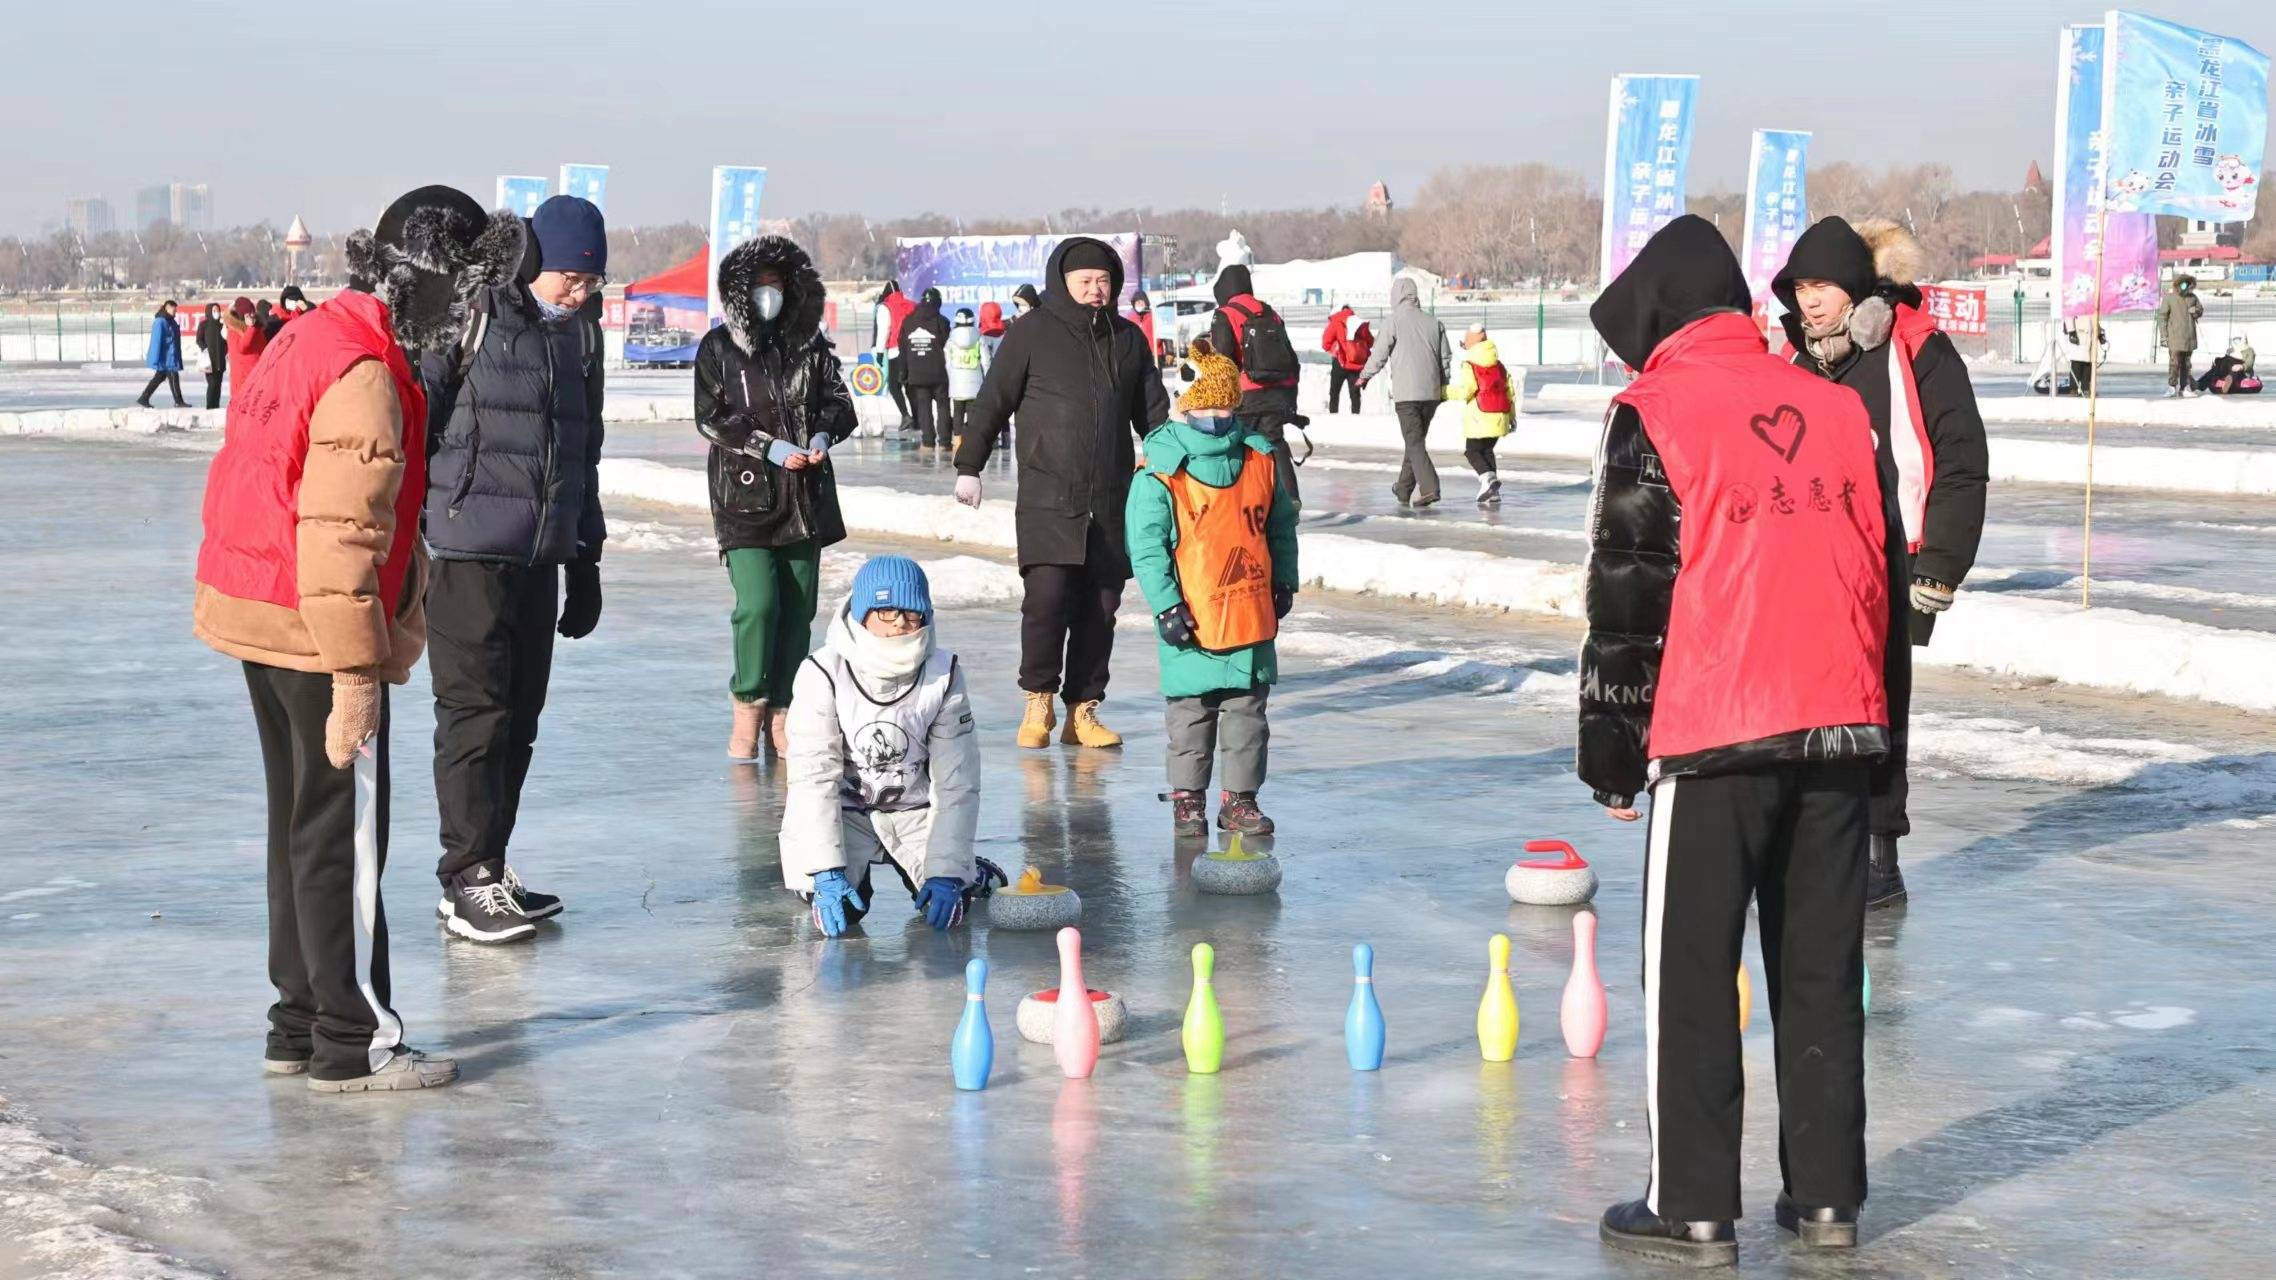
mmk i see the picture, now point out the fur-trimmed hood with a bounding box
[1853,218,1925,290]
[718,235,827,355]
[345,187,526,353]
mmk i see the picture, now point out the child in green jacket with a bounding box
[1126,347,1301,837]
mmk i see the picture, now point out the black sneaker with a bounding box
[1216,791,1275,836]
[504,865,562,920]
[1866,835,1908,910]
[438,868,536,944]
[1599,1198,1736,1268]
[1774,1194,1858,1249]
[1163,790,1206,838]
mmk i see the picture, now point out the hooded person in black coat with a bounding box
[1773,215,1989,909]
[954,236,1168,748]
[897,286,953,447]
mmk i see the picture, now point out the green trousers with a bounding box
[726,542,822,705]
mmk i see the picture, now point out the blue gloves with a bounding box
[808,869,866,938]
[916,877,967,931]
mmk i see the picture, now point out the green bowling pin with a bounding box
[1183,943,1224,1074]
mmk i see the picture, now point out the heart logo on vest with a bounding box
[1749,405,1807,462]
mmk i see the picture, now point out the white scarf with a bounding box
[827,600,933,693]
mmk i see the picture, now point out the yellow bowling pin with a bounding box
[1477,934,1519,1062]
[1737,964,1752,1032]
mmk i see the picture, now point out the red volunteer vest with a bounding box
[196,290,427,616]
[1613,313,1888,762]
[882,291,917,351]
[1159,445,1279,652]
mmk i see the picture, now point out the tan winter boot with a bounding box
[728,700,764,761]
[768,706,790,757]
[1016,691,1057,749]
[1061,699,1122,748]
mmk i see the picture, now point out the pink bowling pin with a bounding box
[1053,927,1101,1079]
[1560,911,1608,1058]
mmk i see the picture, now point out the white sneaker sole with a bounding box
[517,900,564,921]
[438,900,536,944]
[307,1060,459,1093]
[263,1058,309,1076]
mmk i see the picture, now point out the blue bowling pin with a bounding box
[1345,943,1387,1071]
[952,957,994,1091]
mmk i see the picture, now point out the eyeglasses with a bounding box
[562,273,608,296]
[867,608,926,629]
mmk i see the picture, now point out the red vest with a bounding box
[1217,294,1297,392]
[882,291,917,351]
[1473,360,1512,414]
[196,290,427,617]
[1614,313,1888,762]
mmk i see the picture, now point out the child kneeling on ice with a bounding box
[1127,350,1300,837]
[1446,323,1516,505]
[783,555,1002,936]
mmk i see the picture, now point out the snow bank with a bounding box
[1540,380,2276,431]
[0,1095,219,1279]
[1921,593,2276,712]
[0,406,223,437]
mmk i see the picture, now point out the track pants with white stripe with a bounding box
[1640,761,1869,1222]
[244,663,405,1081]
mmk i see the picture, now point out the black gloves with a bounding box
[1273,584,1294,619]
[558,562,602,639]
[1156,604,1197,647]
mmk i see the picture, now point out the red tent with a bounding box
[623,250,709,363]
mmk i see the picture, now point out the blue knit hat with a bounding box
[531,195,607,275]
[849,555,932,621]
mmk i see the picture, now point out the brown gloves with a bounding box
[325,671,382,768]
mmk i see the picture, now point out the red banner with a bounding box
[600,298,627,330]
[1916,283,1988,336]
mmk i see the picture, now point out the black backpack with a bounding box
[1222,299,1299,386]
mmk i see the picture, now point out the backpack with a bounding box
[1222,299,1300,386]
[1473,360,1512,414]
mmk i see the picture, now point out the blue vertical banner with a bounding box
[2053,24,2159,322]
[1739,129,1810,315]
[2100,10,2268,219]
[1599,74,1699,285]
[559,164,609,213]
[706,166,768,333]
[495,176,548,218]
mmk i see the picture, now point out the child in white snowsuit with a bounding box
[947,309,986,452]
[782,556,999,936]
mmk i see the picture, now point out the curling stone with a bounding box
[985,866,1082,930]
[1192,832,1282,896]
[1017,987,1129,1045]
[1505,839,1598,906]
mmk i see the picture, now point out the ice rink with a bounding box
[3,430,2274,1278]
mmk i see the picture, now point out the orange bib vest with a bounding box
[1158,447,1278,652]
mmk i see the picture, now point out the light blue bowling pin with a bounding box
[952,957,994,1090]
[1346,943,1386,1071]
[1861,959,1872,1016]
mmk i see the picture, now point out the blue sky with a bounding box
[5,1,2271,236]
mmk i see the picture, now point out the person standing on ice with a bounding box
[1357,275,1451,507]
[946,307,986,450]
[896,286,953,448]
[1580,214,1889,1265]
[418,194,609,945]
[1321,304,1371,414]
[221,297,268,409]
[872,280,917,430]
[1207,263,1306,505]
[2153,274,2204,398]
[1126,348,1299,838]
[135,300,188,408]
[781,556,1003,937]
[954,237,1168,750]
[192,184,502,1092]
[195,303,228,409]
[696,235,854,762]
[1445,323,1515,506]
[1774,216,1987,911]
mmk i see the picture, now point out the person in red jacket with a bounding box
[874,280,918,429]
[192,185,504,1094]
[1207,264,1304,502]
[1578,215,1888,1266]
[1129,291,1158,365]
[221,296,267,410]
[1321,304,1372,413]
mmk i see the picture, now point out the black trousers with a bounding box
[1640,761,1869,1222]
[886,355,909,420]
[1393,400,1441,502]
[1019,521,1124,705]
[244,662,404,1081]
[1870,547,1914,843]
[1463,436,1499,474]
[429,559,558,884]
[1328,364,1362,413]
[952,399,974,442]
[138,370,185,406]
[1233,409,1302,509]
[909,382,950,446]
[204,369,224,409]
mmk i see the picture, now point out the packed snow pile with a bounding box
[1538,380,2276,431]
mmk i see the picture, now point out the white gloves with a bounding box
[1909,576,1956,615]
[954,475,982,508]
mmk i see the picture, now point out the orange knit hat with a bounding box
[1176,346,1243,415]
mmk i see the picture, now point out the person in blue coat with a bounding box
[136,300,188,407]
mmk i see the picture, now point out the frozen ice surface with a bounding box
[4,437,2276,1278]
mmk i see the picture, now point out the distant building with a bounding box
[134,182,213,231]
[66,196,114,237]
[1365,181,1393,218]
[2023,161,2045,195]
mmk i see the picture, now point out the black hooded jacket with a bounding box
[954,236,1170,573]
[693,236,854,554]
[897,288,952,386]
[1773,217,1988,642]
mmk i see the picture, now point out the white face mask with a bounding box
[752,285,784,322]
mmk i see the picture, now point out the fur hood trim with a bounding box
[345,206,525,352]
[718,235,827,356]
[1854,218,1925,287]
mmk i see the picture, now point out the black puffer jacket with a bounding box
[953,236,1169,573]
[897,288,951,386]
[421,217,606,566]
[695,235,854,554]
